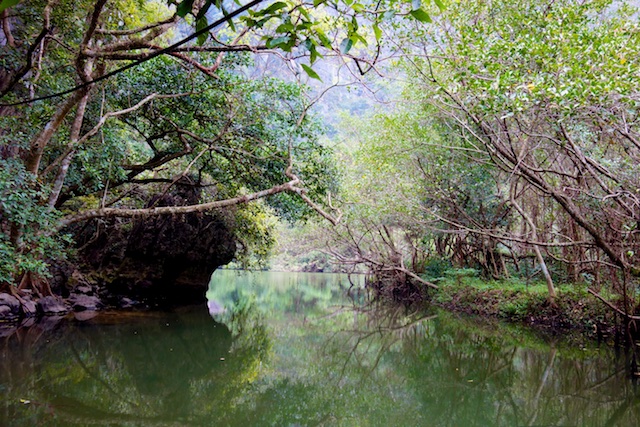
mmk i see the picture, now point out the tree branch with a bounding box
[58,178,301,228]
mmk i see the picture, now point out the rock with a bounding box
[38,296,69,316]
[69,294,101,312]
[120,297,136,308]
[0,305,13,318]
[67,180,237,306]
[21,299,38,317]
[0,293,21,321]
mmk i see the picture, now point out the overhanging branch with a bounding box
[58,177,300,229]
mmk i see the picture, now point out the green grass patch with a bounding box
[429,273,616,338]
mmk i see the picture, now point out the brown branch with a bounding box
[25,88,90,176]
[76,0,108,82]
[0,25,50,97]
[58,178,301,228]
[43,92,189,178]
[587,288,640,321]
[82,44,269,59]
[47,90,90,208]
[285,165,342,226]
[1,10,15,47]
[86,19,177,55]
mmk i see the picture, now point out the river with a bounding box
[1,270,639,426]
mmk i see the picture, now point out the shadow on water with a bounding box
[0,306,240,426]
[1,270,640,425]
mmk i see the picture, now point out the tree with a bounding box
[0,0,449,295]
[327,0,640,309]
[420,0,640,302]
[0,0,327,291]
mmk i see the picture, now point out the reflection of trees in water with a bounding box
[207,270,360,317]
[0,305,271,426]
[3,274,640,426]
[211,274,640,426]
[322,304,640,426]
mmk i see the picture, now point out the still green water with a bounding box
[1,270,639,426]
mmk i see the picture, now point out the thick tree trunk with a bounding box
[24,88,89,176]
[47,91,90,207]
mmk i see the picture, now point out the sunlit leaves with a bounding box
[410,8,432,23]
[440,0,639,117]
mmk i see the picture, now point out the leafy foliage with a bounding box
[0,160,67,284]
[0,0,343,286]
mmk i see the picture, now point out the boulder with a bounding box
[74,284,93,295]
[38,296,69,316]
[0,293,21,321]
[70,294,101,312]
[74,311,99,321]
[21,298,38,317]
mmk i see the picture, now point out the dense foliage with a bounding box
[334,0,640,311]
[0,0,350,288]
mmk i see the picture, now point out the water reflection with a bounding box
[1,270,640,425]
[0,306,253,426]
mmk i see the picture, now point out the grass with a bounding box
[428,274,618,340]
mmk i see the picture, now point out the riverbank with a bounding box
[425,277,623,342]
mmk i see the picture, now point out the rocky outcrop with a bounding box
[37,296,69,316]
[66,181,237,306]
[0,182,237,323]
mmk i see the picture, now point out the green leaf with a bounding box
[434,0,446,11]
[307,42,322,64]
[299,7,311,21]
[383,10,395,20]
[196,16,208,45]
[220,4,235,31]
[410,8,432,23]
[0,0,21,13]
[262,1,288,14]
[195,1,212,19]
[373,24,382,42]
[310,46,320,64]
[301,64,322,81]
[276,23,294,33]
[176,0,195,17]
[340,38,353,54]
[351,33,367,46]
[266,36,291,49]
[316,30,332,49]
